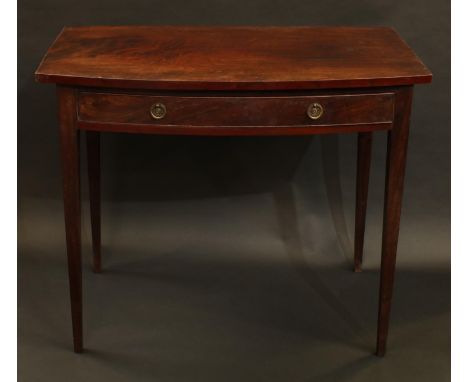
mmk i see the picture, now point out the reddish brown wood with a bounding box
[57,86,83,353]
[35,27,431,356]
[35,26,432,91]
[78,120,390,136]
[376,86,413,356]
[77,92,394,136]
[76,90,394,136]
[354,132,373,272]
[86,131,101,273]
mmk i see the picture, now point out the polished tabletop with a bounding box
[35,26,432,90]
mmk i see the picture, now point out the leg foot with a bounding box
[376,86,413,356]
[58,86,83,352]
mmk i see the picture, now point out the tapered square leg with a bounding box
[354,132,372,272]
[86,131,101,273]
[57,86,83,353]
[376,86,413,357]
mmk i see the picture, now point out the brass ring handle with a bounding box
[150,103,167,120]
[307,103,324,120]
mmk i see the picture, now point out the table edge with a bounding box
[35,72,432,91]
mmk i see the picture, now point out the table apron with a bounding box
[76,91,395,135]
[76,120,392,135]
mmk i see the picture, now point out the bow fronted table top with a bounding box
[35,26,432,91]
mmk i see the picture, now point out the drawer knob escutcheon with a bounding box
[307,103,324,120]
[150,103,167,120]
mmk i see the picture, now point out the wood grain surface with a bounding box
[36,26,432,90]
[77,91,395,135]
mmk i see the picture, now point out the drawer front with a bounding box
[77,92,394,134]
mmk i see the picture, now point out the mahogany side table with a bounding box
[35,26,432,356]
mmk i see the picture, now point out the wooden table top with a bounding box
[35,26,432,91]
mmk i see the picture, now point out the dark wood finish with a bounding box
[79,119,390,136]
[35,26,432,91]
[354,132,373,272]
[35,26,432,356]
[86,131,101,273]
[57,86,83,353]
[77,92,394,136]
[376,86,413,356]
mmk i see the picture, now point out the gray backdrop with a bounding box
[19,1,450,381]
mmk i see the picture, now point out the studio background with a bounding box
[18,1,450,381]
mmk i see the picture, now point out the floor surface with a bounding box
[18,185,450,381]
